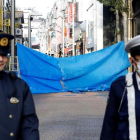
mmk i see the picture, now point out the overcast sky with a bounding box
[16,0,56,18]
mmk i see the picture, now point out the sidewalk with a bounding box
[33,92,109,140]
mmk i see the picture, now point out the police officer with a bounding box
[100,35,140,140]
[0,33,39,139]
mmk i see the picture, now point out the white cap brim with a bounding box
[125,35,140,53]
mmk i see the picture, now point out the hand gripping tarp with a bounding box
[17,43,63,94]
[58,41,130,92]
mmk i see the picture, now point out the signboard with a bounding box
[64,48,69,54]
[66,3,76,23]
[74,26,81,41]
[86,35,94,49]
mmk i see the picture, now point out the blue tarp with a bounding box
[17,41,130,94]
[58,41,130,92]
[17,43,63,94]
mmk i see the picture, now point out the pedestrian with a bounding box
[100,35,140,140]
[0,33,39,139]
[58,44,62,57]
[79,41,83,54]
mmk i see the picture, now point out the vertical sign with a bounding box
[67,3,76,23]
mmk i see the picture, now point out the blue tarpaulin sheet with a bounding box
[58,41,130,92]
[17,41,130,94]
[17,43,63,94]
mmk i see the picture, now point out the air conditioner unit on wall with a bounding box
[15,28,22,35]
[15,38,22,44]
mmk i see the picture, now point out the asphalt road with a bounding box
[33,91,109,140]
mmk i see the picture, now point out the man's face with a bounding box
[0,54,8,71]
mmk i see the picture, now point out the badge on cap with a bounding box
[10,97,19,104]
[0,38,8,46]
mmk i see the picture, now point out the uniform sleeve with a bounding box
[21,82,39,140]
[100,84,118,140]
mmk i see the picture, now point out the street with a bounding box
[33,91,109,140]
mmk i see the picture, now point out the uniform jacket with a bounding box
[100,72,140,140]
[0,71,39,140]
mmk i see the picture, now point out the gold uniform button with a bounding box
[9,115,13,118]
[10,133,14,137]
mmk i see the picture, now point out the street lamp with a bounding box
[28,13,42,48]
[60,0,68,57]
[62,13,65,57]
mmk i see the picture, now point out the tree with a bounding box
[97,0,128,43]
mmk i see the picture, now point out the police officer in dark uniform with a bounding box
[100,35,140,140]
[0,33,39,139]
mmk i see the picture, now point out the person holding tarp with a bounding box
[100,35,140,140]
[0,33,39,139]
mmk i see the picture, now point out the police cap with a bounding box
[0,33,14,55]
[125,35,140,53]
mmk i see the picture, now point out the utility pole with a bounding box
[62,12,65,57]
[72,0,75,56]
[11,0,15,70]
[93,0,97,51]
[55,25,58,57]
[0,0,3,30]
[28,15,32,48]
[50,31,52,56]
